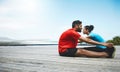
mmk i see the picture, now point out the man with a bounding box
[58,20,115,58]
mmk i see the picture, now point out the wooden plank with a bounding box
[0,46,120,72]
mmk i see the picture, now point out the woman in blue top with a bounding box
[83,25,106,49]
[82,25,115,58]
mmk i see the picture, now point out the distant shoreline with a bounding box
[0,44,58,46]
[0,43,119,46]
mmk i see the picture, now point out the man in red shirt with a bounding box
[58,20,115,58]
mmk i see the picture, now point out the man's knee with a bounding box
[75,49,85,56]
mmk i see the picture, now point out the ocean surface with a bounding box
[0,45,120,72]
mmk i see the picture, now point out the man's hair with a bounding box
[72,20,82,28]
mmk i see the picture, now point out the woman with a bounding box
[79,25,115,58]
[83,25,106,49]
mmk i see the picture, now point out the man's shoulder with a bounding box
[63,28,79,35]
[65,28,75,33]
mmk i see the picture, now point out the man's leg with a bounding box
[75,48,108,58]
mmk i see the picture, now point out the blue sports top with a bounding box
[89,32,106,49]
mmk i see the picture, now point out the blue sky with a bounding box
[0,0,120,41]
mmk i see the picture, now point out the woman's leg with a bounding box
[75,48,108,58]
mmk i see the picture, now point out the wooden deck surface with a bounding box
[0,46,120,72]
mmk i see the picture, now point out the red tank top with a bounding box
[58,28,81,53]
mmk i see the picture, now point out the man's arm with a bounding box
[79,36,113,48]
[78,39,82,43]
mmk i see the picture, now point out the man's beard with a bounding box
[76,28,81,32]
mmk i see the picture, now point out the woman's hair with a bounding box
[84,25,94,33]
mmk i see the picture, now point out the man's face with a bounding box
[76,24,82,32]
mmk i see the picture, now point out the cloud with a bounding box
[0,0,119,40]
[0,0,39,30]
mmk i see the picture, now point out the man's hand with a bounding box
[79,36,114,48]
[103,43,113,48]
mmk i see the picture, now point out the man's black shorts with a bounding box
[59,48,77,57]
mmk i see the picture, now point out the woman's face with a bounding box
[83,27,89,34]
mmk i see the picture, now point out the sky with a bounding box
[0,0,120,41]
